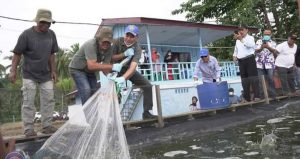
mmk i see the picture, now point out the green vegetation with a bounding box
[0,44,79,123]
[173,0,300,60]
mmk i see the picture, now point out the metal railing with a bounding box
[137,61,239,82]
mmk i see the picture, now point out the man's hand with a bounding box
[124,48,134,57]
[51,72,57,83]
[115,76,125,85]
[112,63,123,72]
[233,56,238,62]
[236,32,243,40]
[8,71,17,84]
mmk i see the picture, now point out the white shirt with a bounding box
[233,34,256,59]
[275,41,297,68]
[193,55,221,83]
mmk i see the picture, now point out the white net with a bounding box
[34,81,130,159]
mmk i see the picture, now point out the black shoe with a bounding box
[142,111,157,119]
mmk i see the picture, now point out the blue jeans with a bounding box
[257,68,276,98]
[70,69,98,105]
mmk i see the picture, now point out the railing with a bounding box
[120,88,143,121]
[137,61,239,82]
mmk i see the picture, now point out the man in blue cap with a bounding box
[111,25,156,119]
[193,48,221,83]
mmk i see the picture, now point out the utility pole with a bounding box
[298,0,300,20]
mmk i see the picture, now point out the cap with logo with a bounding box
[199,48,209,57]
[96,27,113,43]
[125,25,139,36]
[34,9,55,24]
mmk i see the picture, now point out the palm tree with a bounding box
[0,64,5,78]
[55,43,79,79]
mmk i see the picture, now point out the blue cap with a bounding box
[199,48,209,57]
[125,25,139,36]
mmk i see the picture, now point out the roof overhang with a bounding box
[98,17,259,47]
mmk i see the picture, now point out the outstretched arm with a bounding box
[87,59,113,72]
[120,61,138,80]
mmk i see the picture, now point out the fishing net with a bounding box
[34,81,130,159]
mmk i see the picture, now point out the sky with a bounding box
[0,0,187,67]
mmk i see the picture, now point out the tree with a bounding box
[56,43,79,79]
[172,0,300,60]
[173,0,300,39]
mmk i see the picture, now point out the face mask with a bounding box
[229,92,234,96]
[262,35,271,42]
[124,40,134,47]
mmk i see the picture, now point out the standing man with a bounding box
[111,25,156,119]
[295,46,300,88]
[255,29,277,98]
[233,26,260,102]
[269,34,298,96]
[193,48,221,83]
[68,27,125,105]
[9,9,58,137]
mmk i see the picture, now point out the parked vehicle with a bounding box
[34,112,41,123]
[34,111,62,122]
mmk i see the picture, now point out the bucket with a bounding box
[196,81,230,109]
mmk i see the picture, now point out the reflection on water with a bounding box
[131,108,300,158]
[16,102,300,159]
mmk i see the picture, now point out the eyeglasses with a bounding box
[201,56,208,58]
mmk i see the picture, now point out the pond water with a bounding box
[130,105,300,159]
[16,102,300,159]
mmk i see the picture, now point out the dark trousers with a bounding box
[276,66,295,94]
[257,68,276,98]
[120,70,153,111]
[238,55,260,101]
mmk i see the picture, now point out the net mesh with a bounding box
[34,81,130,159]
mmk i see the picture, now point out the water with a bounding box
[16,102,300,159]
[130,107,300,158]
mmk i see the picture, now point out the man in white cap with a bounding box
[111,25,156,119]
[9,9,58,137]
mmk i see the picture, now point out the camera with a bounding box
[262,40,267,44]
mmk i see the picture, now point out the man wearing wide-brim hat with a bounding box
[9,9,59,137]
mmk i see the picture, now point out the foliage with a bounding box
[0,43,79,123]
[56,43,79,79]
[55,78,74,93]
[172,0,300,60]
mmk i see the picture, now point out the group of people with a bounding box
[233,25,299,102]
[5,8,300,139]
[140,47,180,81]
[192,25,299,106]
[7,9,156,138]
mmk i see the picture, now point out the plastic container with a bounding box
[196,81,230,109]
